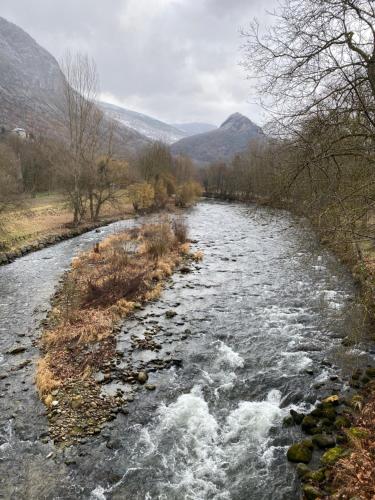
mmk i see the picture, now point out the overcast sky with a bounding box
[1,0,276,126]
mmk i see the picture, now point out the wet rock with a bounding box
[312,434,336,449]
[137,371,148,384]
[283,416,294,427]
[301,415,318,432]
[307,468,326,483]
[145,384,156,391]
[290,409,304,425]
[287,442,313,464]
[321,395,340,405]
[106,438,122,450]
[296,463,311,478]
[180,266,192,274]
[6,345,26,354]
[303,485,324,500]
[165,310,177,319]
[320,446,346,465]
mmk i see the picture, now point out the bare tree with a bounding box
[242,0,375,130]
[61,52,103,224]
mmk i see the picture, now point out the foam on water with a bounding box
[217,341,245,368]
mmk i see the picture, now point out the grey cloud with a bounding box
[1,0,277,124]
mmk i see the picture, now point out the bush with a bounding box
[128,182,154,212]
[144,223,174,260]
[175,181,202,207]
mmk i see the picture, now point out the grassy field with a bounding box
[0,192,134,254]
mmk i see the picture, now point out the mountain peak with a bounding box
[220,113,259,132]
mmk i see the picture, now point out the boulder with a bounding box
[312,434,336,449]
[303,485,324,500]
[287,442,312,464]
[365,367,375,378]
[301,415,318,432]
[6,345,26,355]
[290,409,304,425]
[165,310,177,319]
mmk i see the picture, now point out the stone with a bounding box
[365,367,375,378]
[312,434,336,449]
[283,416,294,427]
[165,310,177,319]
[296,463,311,478]
[320,446,346,465]
[307,468,326,483]
[290,409,304,425]
[303,485,324,500]
[287,442,312,464]
[145,384,156,391]
[301,415,318,432]
[180,266,192,274]
[6,345,26,354]
[321,395,340,405]
[137,371,148,384]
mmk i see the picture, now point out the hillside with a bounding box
[171,112,264,163]
[0,17,150,156]
[171,122,217,136]
[100,102,186,144]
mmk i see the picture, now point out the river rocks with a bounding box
[320,446,346,465]
[287,441,313,463]
[180,266,192,274]
[365,367,375,378]
[322,395,340,405]
[145,384,156,391]
[6,344,26,354]
[137,371,148,384]
[312,434,336,449]
[165,310,177,319]
[303,485,324,500]
[301,415,318,433]
[290,409,304,425]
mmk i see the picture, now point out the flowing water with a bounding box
[0,201,370,500]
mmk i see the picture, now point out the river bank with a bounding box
[1,200,367,499]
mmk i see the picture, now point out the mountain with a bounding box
[171,122,217,136]
[170,113,264,163]
[99,102,187,144]
[0,17,150,157]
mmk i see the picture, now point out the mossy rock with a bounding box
[287,442,313,463]
[301,439,314,449]
[306,468,326,483]
[334,416,351,429]
[301,415,318,432]
[346,427,369,440]
[296,463,311,478]
[361,376,370,384]
[365,367,375,378]
[320,446,346,465]
[312,434,336,449]
[320,406,337,421]
[303,484,324,500]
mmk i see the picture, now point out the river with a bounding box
[0,201,367,499]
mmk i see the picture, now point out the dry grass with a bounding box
[0,191,133,253]
[36,221,191,397]
[330,382,375,499]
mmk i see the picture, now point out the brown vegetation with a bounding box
[36,219,194,443]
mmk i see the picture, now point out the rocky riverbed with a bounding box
[0,201,373,499]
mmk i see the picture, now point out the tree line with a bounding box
[204,0,375,268]
[0,52,201,227]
